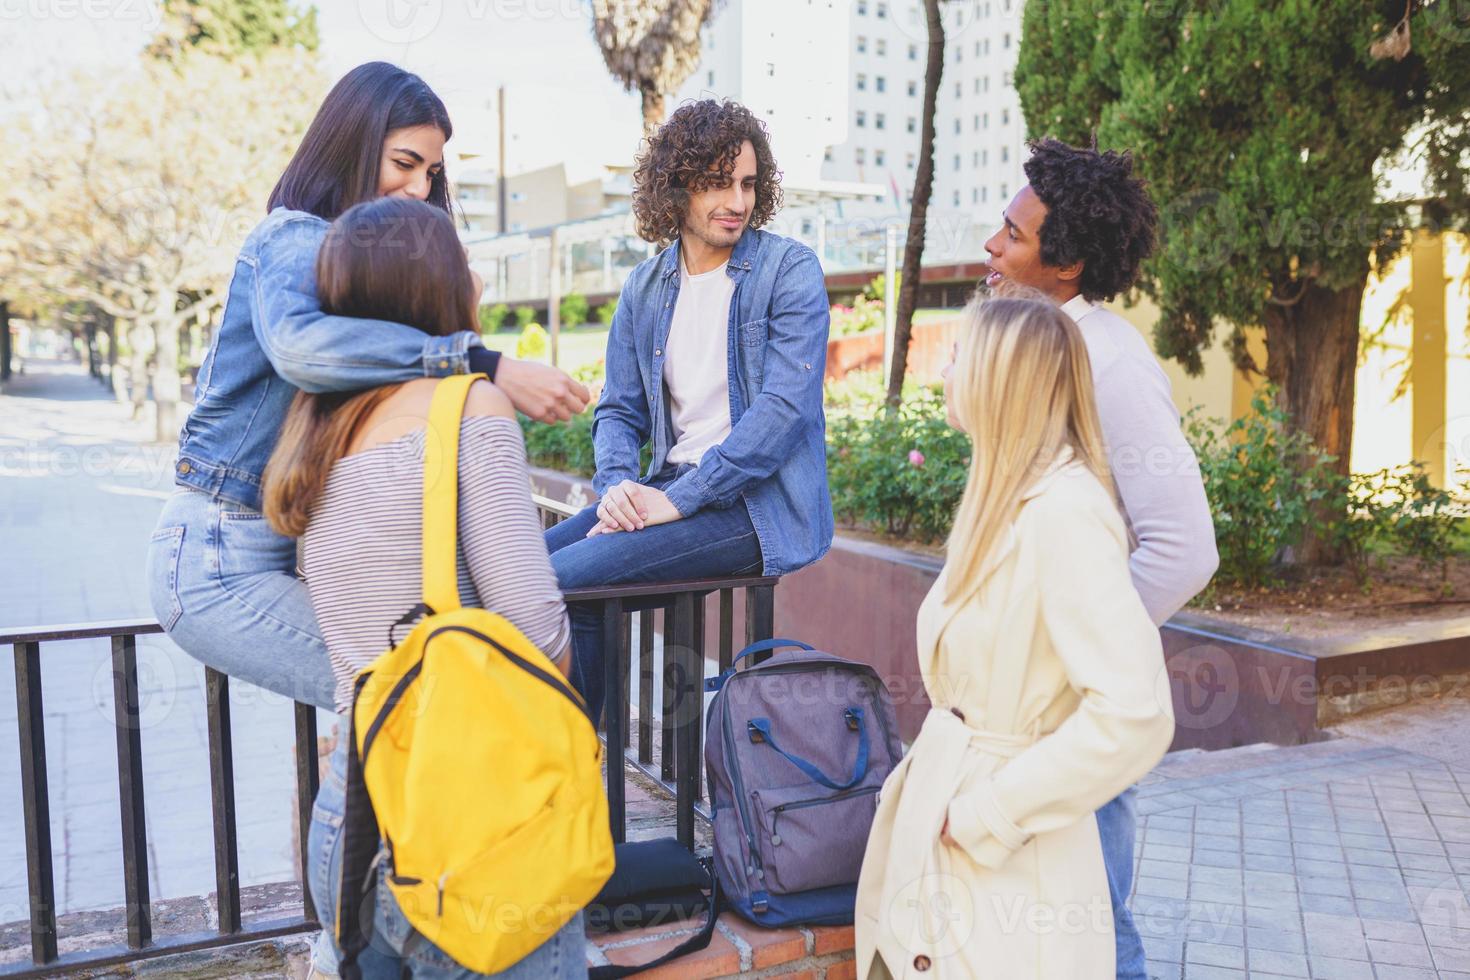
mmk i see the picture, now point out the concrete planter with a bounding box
[529,467,1470,750]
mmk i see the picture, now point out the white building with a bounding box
[680,0,1028,232]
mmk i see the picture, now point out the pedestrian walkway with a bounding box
[1133,736,1470,979]
[0,359,320,922]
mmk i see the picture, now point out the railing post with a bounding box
[205,668,241,933]
[601,599,626,844]
[110,634,151,949]
[293,703,320,923]
[670,592,700,849]
[746,585,776,662]
[637,610,654,765]
[14,640,57,965]
[660,603,676,783]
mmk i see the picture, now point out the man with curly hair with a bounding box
[544,99,833,724]
[982,138,1218,979]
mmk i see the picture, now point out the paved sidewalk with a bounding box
[1133,736,1470,979]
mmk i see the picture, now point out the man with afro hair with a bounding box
[983,138,1218,979]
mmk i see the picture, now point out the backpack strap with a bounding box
[335,677,384,980]
[420,373,486,615]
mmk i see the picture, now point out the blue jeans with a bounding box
[307,731,588,979]
[145,488,336,708]
[544,470,763,726]
[1098,787,1146,980]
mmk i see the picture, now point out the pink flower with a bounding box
[908,449,925,467]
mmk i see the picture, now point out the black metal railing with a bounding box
[533,494,778,849]
[1,498,776,976]
[2,620,320,977]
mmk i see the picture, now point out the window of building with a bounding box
[707,70,715,86]
[908,43,917,60]
[907,116,917,133]
[876,75,887,92]
[975,41,981,56]
[972,188,979,204]
[1001,108,1010,125]
[974,77,981,94]
[1003,32,1011,49]
[907,80,917,97]
[856,0,867,13]
[984,76,990,92]
[983,112,989,129]
[876,113,886,129]
[857,35,867,53]
[856,147,866,165]
[876,38,887,56]
[953,44,962,62]
[856,110,867,127]
[953,81,961,98]
[953,153,960,171]
[973,113,979,131]
[1001,146,1010,163]
[857,72,867,90]
[1000,182,1008,198]
[766,62,775,76]
[972,150,980,166]
[511,191,526,203]
[824,146,833,162]
[954,118,961,135]
[875,149,886,166]
[906,152,916,169]
[982,148,989,165]
[952,189,961,207]
[876,1,888,17]
[1002,71,1012,87]
[981,186,988,203]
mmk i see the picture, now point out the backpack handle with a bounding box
[703,638,814,693]
[746,707,870,791]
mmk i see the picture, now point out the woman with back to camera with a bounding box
[854,293,1175,979]
[262,196,583,978]
[145,62,588,710]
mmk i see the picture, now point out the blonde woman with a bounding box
[854,295,1175,979]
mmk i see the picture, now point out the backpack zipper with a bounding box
[768,785,879,845]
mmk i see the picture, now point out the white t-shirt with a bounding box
[664,256,735,466]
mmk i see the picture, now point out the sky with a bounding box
[1,0,647,182]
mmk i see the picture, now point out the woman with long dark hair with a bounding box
[145,62,588,709]
[263,196,582,979]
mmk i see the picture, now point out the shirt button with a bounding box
[655,348,663,357]
[914,955,932,971]
[177,461,191,474]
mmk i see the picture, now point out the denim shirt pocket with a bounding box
[738,316,769,388]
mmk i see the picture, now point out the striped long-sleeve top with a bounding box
[301,416,571,712]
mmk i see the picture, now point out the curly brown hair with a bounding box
[631,99,783,246]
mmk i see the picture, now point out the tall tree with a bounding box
[885,0,946,408]
[147,0,318,60]
[591,0,724,134]
[1017,1,1470,559]
[4,50,322,441]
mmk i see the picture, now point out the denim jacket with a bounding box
[593,227,834,577]
[174,207,480,510]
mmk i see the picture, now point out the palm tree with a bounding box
[886,0,945,408]
[591,0,724,135]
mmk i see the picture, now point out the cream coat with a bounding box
[854,454,1176,979]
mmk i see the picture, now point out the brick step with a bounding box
[588,915,857,979]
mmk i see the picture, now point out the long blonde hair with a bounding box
[943,292,1112,602]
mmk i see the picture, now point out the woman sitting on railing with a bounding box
[261,196,583,979]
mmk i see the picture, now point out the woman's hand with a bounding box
[495,357,590,423]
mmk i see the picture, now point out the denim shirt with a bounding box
[593,227,834,577]
[174,207,480,510]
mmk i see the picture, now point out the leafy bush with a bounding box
[515,322,548,361]
[829,294,886,338]
[1183,389,1337,588]
[478,303,509,333]
[521,409,596,477]
[560,292,590,327]
[827,389,970,543]
[514,305,537,328]
[595,298,618,326]
[863,271,900,302]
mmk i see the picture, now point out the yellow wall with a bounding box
[1104,232,1469,489]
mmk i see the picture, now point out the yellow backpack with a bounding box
[335,373,614,977]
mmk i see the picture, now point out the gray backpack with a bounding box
[703,638,904,925]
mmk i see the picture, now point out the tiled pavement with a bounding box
[1131,739,1470,979]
